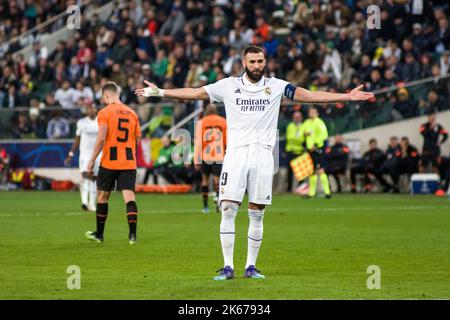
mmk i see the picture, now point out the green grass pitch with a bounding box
[0,191,450,299]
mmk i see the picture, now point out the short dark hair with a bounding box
[243,45,265,57]
[102,81,120,95]
[369,138,377,144]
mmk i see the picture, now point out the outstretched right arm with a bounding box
[135,80,210,100]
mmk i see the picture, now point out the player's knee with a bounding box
[201,185,209,194]
[221,201,238,219]
[97,191,110,202]
[249,208,264,222]
[249,203,265,211]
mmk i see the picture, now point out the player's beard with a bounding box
[245,66,265,82]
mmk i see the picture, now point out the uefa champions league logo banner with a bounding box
[1,142,77,168]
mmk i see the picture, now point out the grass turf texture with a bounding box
[0,191,449,299]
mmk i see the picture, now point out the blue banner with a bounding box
[1,141,79,168]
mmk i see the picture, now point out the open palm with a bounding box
[348,85,375,101]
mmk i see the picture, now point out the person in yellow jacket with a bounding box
[300,107,331,198]
[285,111,304,192]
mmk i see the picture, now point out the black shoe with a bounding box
[81,204,88,211]
[85,231,103,243]
[393,187,400,193]
[325,194,332,199]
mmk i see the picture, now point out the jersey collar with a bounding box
[242,73,266,86]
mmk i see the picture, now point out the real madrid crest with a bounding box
[265,87,271,95]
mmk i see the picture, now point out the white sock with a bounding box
[246,209,264,269]
[80,178,89,206]
[220,201,238,269]
[88,180,97,209]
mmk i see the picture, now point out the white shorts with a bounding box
[79,157,100,176]
[219,144,275,205]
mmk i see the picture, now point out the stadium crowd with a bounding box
[0,0,450,139]
[1,0,450,193]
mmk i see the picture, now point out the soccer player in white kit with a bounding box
[65,104,101,212]
[135,45,375,280]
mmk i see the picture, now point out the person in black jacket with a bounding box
[325,135,349,193]
[419,110,448,173]
[398,136,420,179]
[379,136,402,193]
[351,138,392,193]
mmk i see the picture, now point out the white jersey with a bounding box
[76,116,98,159]
[203,74,290,150]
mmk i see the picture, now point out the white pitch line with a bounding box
[0,205,449,217]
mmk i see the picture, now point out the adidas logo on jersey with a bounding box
[234,88,241,93]
[265,195,270,200]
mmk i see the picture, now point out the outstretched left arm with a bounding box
[292,85,375,103]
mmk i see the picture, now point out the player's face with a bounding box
[309,108,318,119]
[86,105,97,118]
[243,52,266,82]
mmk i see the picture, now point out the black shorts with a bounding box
[420,152,440,168]
[310,148,326,169]
[201,162,222,176]
[97,166,137,192]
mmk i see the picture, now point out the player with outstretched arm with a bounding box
[135,45,375,280]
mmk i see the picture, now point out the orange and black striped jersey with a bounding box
[98,103,141,170]
[194,114,227,164]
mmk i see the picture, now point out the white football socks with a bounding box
[88,180,97,210]
[220,201,238,269]
[246,209,264,269]
[80,178,89,206]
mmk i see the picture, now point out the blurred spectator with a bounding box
[325,135,350,193]
[399,136,420,179]
[72,81,94,108]
[287,59,309,88]
[433,17,450,53]
[393,88,417,119]
[54,80,77,109]
[440,51,450,75]
[2,86,19,109]
[0,144,10,187]
[46,111,70,139]
[158,1,185,41]
[419,89,448,114]
[29,100,46,138]
[0,0,449,142]
[379,136,402,193]
[12,112,33,139]
[351,138,391,193]
[419,110,448,173]
[400,53,421,82]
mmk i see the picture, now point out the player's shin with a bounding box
[126,201,138,237]
[320,173,331,195]
[246,209,264,268]
[96,203,108,238]
[308,174,318,197]
[88,180,97,210]
[202,185,209,207]
[220,201,238,269]
[81,178,89,206]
